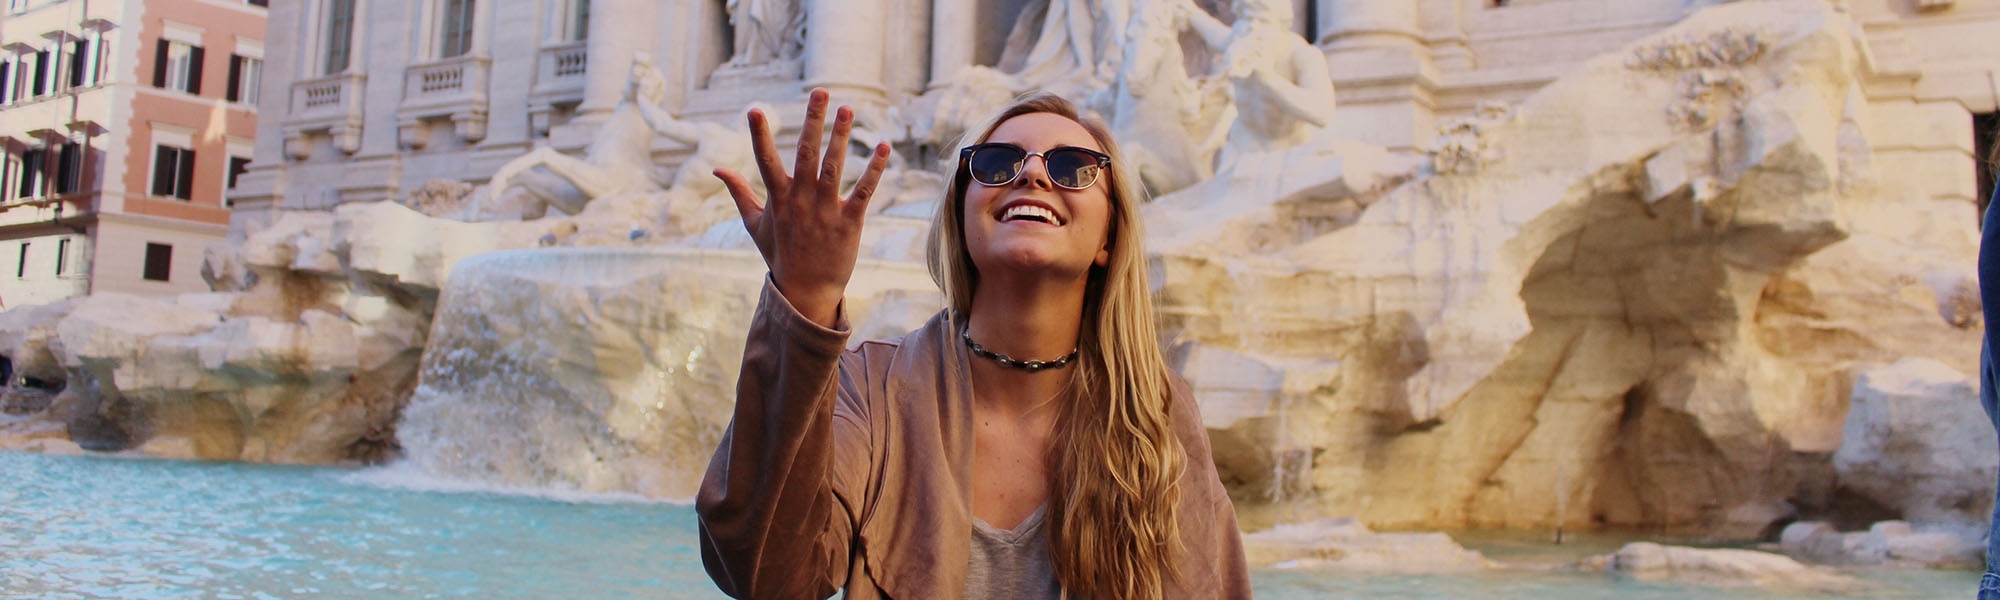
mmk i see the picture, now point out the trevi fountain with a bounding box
[1,0,1994,597]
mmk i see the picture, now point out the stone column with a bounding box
[1319,0,1421,49]
[576,0,656,119]
[803,0,888,100]
[471,0,495,55]
[929,0,976,90]
[1316,0,1433,153]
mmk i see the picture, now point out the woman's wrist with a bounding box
[775,280,843,328]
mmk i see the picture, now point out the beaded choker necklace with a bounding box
[961,329,1078,372]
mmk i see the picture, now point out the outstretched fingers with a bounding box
[746,108,788,211]
[714,168,763,224]
[792,89,831,190]
[845,142,893,218]
[818,106,854,199]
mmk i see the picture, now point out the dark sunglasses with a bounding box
[958,143,1112,190]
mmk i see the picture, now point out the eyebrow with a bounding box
[989,140,1107,152]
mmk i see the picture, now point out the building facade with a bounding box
[235,0,2000,235]
[1318,0,2000,208]
[0,0,265,308]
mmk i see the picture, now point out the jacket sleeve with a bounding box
[696,278,875,599]
[1165,374,1256,598]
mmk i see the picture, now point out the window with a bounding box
[438,0,476,59]
[0,153,11,204]
[543,0,589,44]
[226,55,261,103]
[15,242,27,279]
[51,142,80,196]
[152,40,204,95]
[68,39,90,88]
[12,56,28,102]
[55,237,85,278]
[88,30,108,88]
[0,59,12,105]
[151,145,196,200]
[324,0,356,75]
[31,48,50,97]
[142,243,171,282]
[249,0,268,6]
[17,148,46,199]
[227,156,252,190]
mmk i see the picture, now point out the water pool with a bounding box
[0,452,1977,599]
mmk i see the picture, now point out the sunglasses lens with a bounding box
[967,146,1026,186]
[1045,149,1103,190]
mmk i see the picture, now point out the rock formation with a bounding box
[1577,542,1862,593]
[1156,0,1982,538]
[1780,520,1985,569]
[0,0,1986,545]
[1239,517,1494,573]
[1833,359,1997,527]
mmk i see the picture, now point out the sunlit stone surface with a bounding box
[0,1,1994,570]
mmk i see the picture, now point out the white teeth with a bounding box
[1002,205,1060,225]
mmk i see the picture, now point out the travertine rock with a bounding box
[1780,520,1985,568]
[1240,518,1493,573]
[1158,0,1981,537]
[0,0,1982,542]
[1582,542,1861,593]
[1834,359,1997,526]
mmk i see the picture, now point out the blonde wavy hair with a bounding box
[926,93,1187,600]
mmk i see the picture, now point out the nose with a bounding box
[1013,154,1055,189]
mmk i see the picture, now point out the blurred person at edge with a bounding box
[1980,117,2000,600]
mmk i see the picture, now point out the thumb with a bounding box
[715,168,765,224]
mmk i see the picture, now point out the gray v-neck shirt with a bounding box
[963,504,1062,599]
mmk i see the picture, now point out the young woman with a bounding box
[696,88,1252,599]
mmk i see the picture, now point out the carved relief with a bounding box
[401,179,476,218]
[1429,102,1514,176]
[1625,28,1767,71]
[1669,70,1746,132]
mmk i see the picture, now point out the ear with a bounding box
[1094,245,1111,267]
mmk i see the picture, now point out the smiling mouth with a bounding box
[1000,204,1064,226]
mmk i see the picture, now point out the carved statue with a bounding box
[1148,0,1409,231]
[476,55,757,224]
[474,58,675,220]
[1107,0,1229,195]
[1181,0,1337,169]
[998,0,1132,91]
[726,0,806,67]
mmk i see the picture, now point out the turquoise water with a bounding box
[0,452,1978,599]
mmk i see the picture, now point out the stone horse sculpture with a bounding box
[1181,0,1338,169]
[468,58,674,220]
[471,54,757,227]
[1108,0,1230,196]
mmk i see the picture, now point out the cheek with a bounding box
[1081,201,1115,264]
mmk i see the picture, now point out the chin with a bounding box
[986,252,1093,278]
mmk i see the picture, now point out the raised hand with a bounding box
[714,88,892,328]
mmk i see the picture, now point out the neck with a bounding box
[964,270,1091,416]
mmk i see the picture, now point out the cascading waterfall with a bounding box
[394,247,765,499]
[392,246,939,499]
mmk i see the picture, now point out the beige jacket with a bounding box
[697,281,1254,599]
